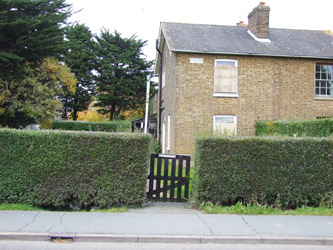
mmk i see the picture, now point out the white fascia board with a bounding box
[161,26,172,52]
[154,25,163,76]
[154,24,172,76]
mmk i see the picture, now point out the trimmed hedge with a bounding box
[193,136,333,208]
[53,120,131,133]
[0,129,151,209]
[255,118,333,137]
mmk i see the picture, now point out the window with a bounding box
[315,64,333,97]
[214,59,238,97]
[213,115,237,134]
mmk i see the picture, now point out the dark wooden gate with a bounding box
[147,153,191,202]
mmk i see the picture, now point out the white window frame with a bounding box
[213,115,237,135]
[315,64,333,98]
[213,59,239,98]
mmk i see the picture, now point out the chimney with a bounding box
[248,2,270,39]
[236,21,246,27]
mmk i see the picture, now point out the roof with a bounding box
[155,22,333,73]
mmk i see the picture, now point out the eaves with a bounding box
[168,49,333,60]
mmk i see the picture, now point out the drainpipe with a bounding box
[156,39,163,145]
[143,74,151,134]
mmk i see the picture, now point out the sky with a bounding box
[66,0,333,64]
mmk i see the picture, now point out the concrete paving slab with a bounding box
[1,209,333,245]
[0,211,40,232]
[20,212,65,233]
[198,214,257,236]
[127,202,201,214]
[243,215,333,237]
[49,213,212,236]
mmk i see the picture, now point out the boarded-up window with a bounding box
[213,115,237,135]
[214,60,238,94]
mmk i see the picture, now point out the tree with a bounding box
[62,24,96,120]
[93,29,154,121]
[0,0,72,75]
[0,0,73,126]
[0,57,76,128]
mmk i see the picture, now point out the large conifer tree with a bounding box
[94,30,153,121]
[62,24,96,120]
[0,0,72,74]
[0,0,73,127]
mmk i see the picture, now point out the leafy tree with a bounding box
[0,0,73,126]
[74,105,108,122]
[62,24,96,120]
[93,30,154,121]
[0,57,76,128]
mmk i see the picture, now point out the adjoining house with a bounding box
[154,2,333,156]
[131,89,159,138]
[132,113,157,138]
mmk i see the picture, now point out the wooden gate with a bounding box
[147,153,191,202]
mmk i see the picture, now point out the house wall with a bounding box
[170,53,333,156]
[158,42,178,154]
[149,90,159,115]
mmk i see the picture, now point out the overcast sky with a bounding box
[66,0,333,63]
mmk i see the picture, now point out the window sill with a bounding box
[314,96,333,101]
[213,93,239,98]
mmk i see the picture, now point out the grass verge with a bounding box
[0,202,128,213]
[0,203,46,211]
[200,202,333,216]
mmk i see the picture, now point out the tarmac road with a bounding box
[1,241,333,250]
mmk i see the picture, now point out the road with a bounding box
[1,241,333,250]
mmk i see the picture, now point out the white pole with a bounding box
[144,77,151,134]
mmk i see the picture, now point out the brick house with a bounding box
[154,2,333,156]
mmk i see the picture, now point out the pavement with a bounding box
[0,202,333,245]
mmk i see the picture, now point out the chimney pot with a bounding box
[260,2,265,5]
[236,21,246,26]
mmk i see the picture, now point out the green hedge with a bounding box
[255,118,333,137]
[193,136,333,208]
[0,129,151,209]
[53,120,131,133]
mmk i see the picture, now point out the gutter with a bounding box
[167,49,333,60]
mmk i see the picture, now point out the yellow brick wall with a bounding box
[158,43,178,154]
[167,53,333,156]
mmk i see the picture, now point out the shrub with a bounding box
[53,120,131,133]
[151,138,162,153]
[38,117,53,129]
[0,129,152,209]
[192,135,333,208]
[255,118,333,137]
